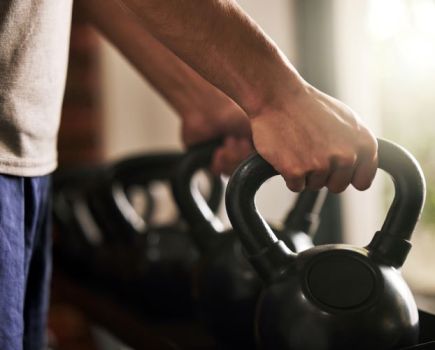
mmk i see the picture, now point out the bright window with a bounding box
[367,0,435,294]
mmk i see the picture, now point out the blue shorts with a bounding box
[0,174,52,350]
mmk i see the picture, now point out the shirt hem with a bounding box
[0,157,57,177]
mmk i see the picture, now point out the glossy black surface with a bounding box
[53,166,106,279]
[419,309,435,344]
[401,309,435,349]
[87,153,181,243]
[226,138,426,349]
[172,141,327,348]
[93,153,200,318]
[54,154,204,318]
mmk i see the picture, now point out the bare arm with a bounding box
[115,0,299,116]
[114,0,378,192]
[77,0,250,147]
[84,0,378,192]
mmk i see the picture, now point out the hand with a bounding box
[250,82,378,193]
[180,93,254,175]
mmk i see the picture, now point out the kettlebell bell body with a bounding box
[98,153,201,317]
[194,232,260,348]
[226,138,426,350]
[256,244,418,349]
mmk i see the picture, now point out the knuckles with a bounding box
[255,127,377,193]
[352,176,373,191]
[285,179,306,193]
[327,182,349,194]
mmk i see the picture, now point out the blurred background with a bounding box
[51,0,435,348]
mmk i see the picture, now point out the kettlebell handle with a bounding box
[172,140,328,254]
[102,152,223,236]
[171,140,226,250]
[226,138,426,281]
[284,189,328,236]
[106,153,181,234]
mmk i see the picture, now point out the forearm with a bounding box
[78,0,378,194]
[77,0,235,119]
[117,0,304,116]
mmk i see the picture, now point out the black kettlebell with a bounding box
[93,152,224,318]
[226,138,426,350]
[53,165,151,291]
[88,153,221,244]
[53,166,107,280]
[85,155,163,244]
[280,188,328,252]
[171,141,327,349]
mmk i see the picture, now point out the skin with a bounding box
[78,0,253,175]
[80,0,378,193]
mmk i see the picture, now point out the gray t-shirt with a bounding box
[0,0,73,176]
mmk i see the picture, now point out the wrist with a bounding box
[243,67,308,119]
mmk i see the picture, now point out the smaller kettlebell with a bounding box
[90,153,198,317]
[280,188,327,252]
[95,152,225,318]
[226,138,426,350]
[171,140,328,349]
[53,166,106,279]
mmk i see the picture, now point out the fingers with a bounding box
[274,159,306,192]
[286,177,306,192]
[271,137,377,194]
[248,84,379,194]
[326,166,355,193]
[306,170,329,191]
[323,153,356,193]
[211,137,253,176]
[210,128,378,194]
[214,144,377,193]
[305,159,330,191]
[352,138,378,191]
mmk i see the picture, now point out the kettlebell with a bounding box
[85,155,167,244]
[88,153,222,244]
[171,140,327,349]
[53,166,107,280]
[226,138,426,350]
[280,188,327,252]
[53,165,150,292]
[93,152,224,318]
